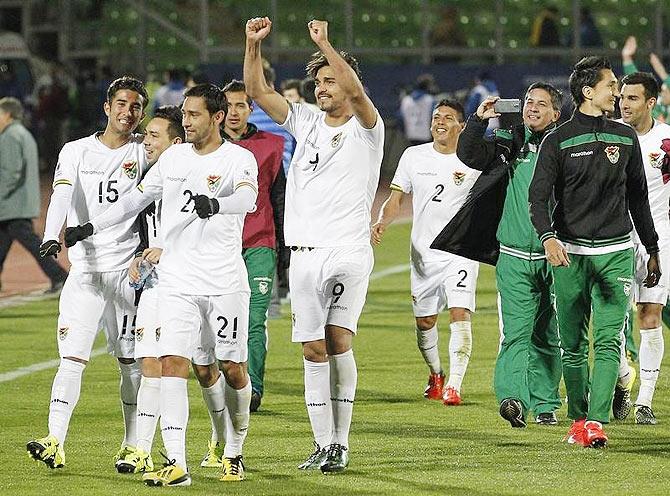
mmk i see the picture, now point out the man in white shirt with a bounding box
[244,17,384,473]
[373,100,480,406]
[615,72,670,425]
[28,76,148,471]
[66,84,258,486]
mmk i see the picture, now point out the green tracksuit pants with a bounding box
[553,249,634,423]
[243,247,277,397]
[494,253,562,415]
[623,309,638,362]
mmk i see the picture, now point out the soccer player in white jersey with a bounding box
[244,17,384,473]
[614,72,670,425]
[372,100,480,406]
[114,105,184,474]
[27,77,148,471]
[67,84,258,486]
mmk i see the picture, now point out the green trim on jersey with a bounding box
[495,129,513,140]
[559,133,633,150]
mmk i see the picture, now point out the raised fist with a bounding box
[246,17,272,43]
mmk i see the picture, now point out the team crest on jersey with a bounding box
[649,152,663,169]
[155,327,161,341]
[453,171,466,185]
[136,327,144,342]
[331,132,343,148]
[58,327,68,341]
[207,175,221,193]
[604,146,620,165]
[122,160,138,179]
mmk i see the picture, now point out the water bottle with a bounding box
[129,259,158,290]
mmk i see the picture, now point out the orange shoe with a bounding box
[442,386,462,406]
[583,420,608,448]
[564,418,586,445]
[423,372,445,400]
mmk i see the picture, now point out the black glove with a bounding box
[194,195,220,219]
[64,222,94,247]
[39,240,62,258]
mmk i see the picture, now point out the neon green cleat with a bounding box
[613,366,636,420]
[27,435,65,469]
[114,445,136,464]
[116,447,154,474]
[200,441,224,468]
[143,461,191,487]
[220,456,245,482]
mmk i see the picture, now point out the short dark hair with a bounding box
[435,99,465,122]
[280,78,303,94]
[0,96,23,120]
[568,56,613,106]
[306,51,363,83]
[222,79,252,106]
[261,58,276,86]
[621,72,660,101]
[301,78,317,104]
[153,105,185,141]
[107,76,149,109]
[526,82,563,111]
[183,83,227,116]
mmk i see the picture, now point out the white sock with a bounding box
[447,321,472,391]
[329,350,357,449]
[135,376,161,453]
[617,326,633,384]
[636,327,664,407]
[201,373,226,445]
[119,361,141,447]
[48,359,85,445]
[416,324,441,374]
[159,377,188,469]
[223,379,251,458]
[303,358,332,448]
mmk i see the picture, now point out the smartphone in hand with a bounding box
[494,99,521,113]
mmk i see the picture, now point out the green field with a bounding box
[2,222,670,495]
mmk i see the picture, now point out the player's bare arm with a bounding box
[243,17,289,124]
[621,36,637,65]
[371,190,404,245]
[649,53,669,81]
[308,19,377,128]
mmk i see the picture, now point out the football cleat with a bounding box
[499,398,526,428]
[250,391,262,413]
[583,420,608,448]
[200,440,224,468]
[423,372,445,400]
[442,386,462,406]
[634,404,657,425]
[298,441,328,470]
[320,443,349,474]
[612,367,636,420]
[114,445,136,465]
[535,412,558,425]
[116,447,153,474]
[143,459,191,487]
[564,419,586,445]
[220,456,245,482]
[27,435,65,469]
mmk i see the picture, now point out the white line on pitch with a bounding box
[0,348,107,383]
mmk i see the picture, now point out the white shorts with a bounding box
[134,285,161,359]
[410,256,479,316]
[633,242,670,305]
[158,288,250,363]
[57,269,137,360]
[289,245,373,343]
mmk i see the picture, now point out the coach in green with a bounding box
[432,83,563,428]
[529,56,660,448]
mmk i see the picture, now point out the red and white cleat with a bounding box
[423,372,445,400]
[442,386,462,406]
[564,418,586,446]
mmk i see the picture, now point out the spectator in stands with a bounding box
[152,68,186,113]
[530,6,561,47]
[35,63,71,172]
[430,6,466,63]
[465,72,499,135]
[566,7,602,47]
[399,74,438,145]
[185,70,210,89]
[0,97,67,294]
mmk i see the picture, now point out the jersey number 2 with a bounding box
[431,184,445,202]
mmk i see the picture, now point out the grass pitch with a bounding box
[2,222,670,495]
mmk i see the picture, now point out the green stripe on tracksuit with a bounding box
[243,246,277,397]
[553,249,634,423]
[494,253,562,415]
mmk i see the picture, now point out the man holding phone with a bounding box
[432,83,564,428]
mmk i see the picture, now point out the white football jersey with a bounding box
[138,142,258,295]
[280,102,384,247]
[632,120,670,245]
[391,143,481,265]
[53,133,146,272]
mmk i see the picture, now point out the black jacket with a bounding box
[529,110,659,254]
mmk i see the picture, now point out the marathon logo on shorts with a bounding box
[453,171,466,185]
[155,327,161,341]
[207,175,221,193]
[649,151,663,169]
[58,327,68,341]
[331,132,343,148]
[136,327,144,342]
[605,146,620,165]
[122,160,138,179]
